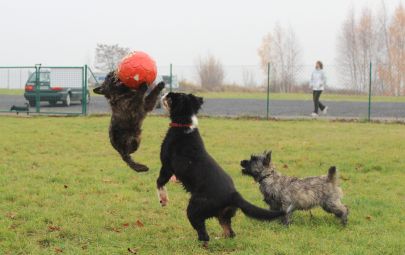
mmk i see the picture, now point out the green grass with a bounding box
[0,116,404,254]
[0,89,24,95]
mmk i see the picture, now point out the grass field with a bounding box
[0,89,24,96]
[0,116,404,254]
[2,88,405,103]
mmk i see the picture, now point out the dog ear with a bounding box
[197,96,204,106]
[263,151,272,166]
[168,93,182,110]
[189,94,203,112]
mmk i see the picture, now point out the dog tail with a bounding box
[121,154,149,172]
[327,166,337,184]
[231,192,284,221]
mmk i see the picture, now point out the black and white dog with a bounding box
[156,92,284,247]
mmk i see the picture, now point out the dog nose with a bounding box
[93,86,103,94]
[240,160,248,167]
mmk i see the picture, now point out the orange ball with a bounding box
[117,51,157,89]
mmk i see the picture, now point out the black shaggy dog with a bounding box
[156,92,284,247]
[93,71,165,172]
[10,103,29,115]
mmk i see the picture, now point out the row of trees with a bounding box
[94,46,261,90]
[196,23,304,91]
[337,3,405,96]
[94,44,226,90]
[257,3,405,95]
[93,3,404,95]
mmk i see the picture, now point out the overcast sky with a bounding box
[0,0,400,68]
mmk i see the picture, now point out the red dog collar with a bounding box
[169,122,192,128]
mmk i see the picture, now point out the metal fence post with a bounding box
[368,62,372,122]
[35,64,41,113]
[266,62,270,120]
[169,63,173,92]
[82,65,88,115]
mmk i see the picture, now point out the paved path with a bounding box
[1,94,404,119]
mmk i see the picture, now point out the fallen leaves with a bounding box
[366,215,372,221]
[5,212,17,219]
[108,219,145,233]
[111,227,121,233]
[48,225,61,232]
[135,220,144,228]
[54,247,63,253]
[128,247,138,254]
[122,220,144,228]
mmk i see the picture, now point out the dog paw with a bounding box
[157,82,165,90]
[341,217,348,226]
[138,83,149,92]
[136,164,149,172]
[281,218,291,227]
[157,187,169,207]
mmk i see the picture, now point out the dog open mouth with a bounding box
[93,86,103,95]
[240,160,250,175]
[241,168,250,176]
[161,93,171,112]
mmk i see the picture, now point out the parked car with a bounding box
[24,70,90,107]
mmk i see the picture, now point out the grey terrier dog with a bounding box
[240,151,348,226]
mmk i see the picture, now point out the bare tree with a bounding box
[337,7,360,92]
[196,54,225,90]
[338,3,405,96]
[94,44,131,72]
[258,33,273,75]
[356,7,377,92]
[375,1,391,95]
[391,4,405,96]
[258,23,302,92]
[381,4,405,96]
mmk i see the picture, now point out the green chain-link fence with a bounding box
[0,65,98,115]
[157,62,405,121]
[1,63,404,120]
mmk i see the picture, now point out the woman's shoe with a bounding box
[311,112,319,117]
[322,106,328,115]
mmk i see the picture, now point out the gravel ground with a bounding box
[1,94,404,119]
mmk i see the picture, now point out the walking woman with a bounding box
[310,61,328,117]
